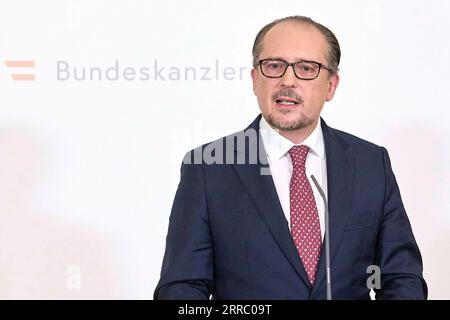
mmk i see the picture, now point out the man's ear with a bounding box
[325,73,340,101]
[251,68,258,95]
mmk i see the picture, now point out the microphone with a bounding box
[310,174,332,300]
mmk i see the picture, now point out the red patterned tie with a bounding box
[288,145,322,285]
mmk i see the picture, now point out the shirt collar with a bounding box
[259,115,325,162]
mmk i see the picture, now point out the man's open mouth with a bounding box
[275,97,300,105]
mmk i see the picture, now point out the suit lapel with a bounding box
[232,115,312,289]
[311,118,355,296]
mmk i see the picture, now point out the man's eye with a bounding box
[297,63,316,73]
[268,63,281,69]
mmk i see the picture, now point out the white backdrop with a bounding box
[0,0,449,299]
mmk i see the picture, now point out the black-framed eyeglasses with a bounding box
[258,58,333,80]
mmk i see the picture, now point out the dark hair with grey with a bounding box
[252,16,341,74]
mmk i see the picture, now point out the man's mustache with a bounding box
[272,88,304,103]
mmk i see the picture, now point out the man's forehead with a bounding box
[260,22,328,61]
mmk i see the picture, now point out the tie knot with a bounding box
[288,145,310,169]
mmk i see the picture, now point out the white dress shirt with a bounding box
[259,116,328,240]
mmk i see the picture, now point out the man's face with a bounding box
[251,22,339,132]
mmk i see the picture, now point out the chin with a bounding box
[267,112,314,131]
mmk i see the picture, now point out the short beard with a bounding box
[266,113,315,131]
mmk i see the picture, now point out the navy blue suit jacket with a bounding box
[155,115,427,300]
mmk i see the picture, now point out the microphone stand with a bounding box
[311,174,332,300]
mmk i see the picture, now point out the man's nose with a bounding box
[279,65,298,87]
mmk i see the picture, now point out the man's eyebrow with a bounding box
[262,56,314,61]
[261,56,288,60]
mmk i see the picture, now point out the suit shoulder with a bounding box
[189,128,247,152]
[181,127,253,165]
[326,125,390,167]
[329,126,383,153]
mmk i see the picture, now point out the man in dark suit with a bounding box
[154,16,427,299]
